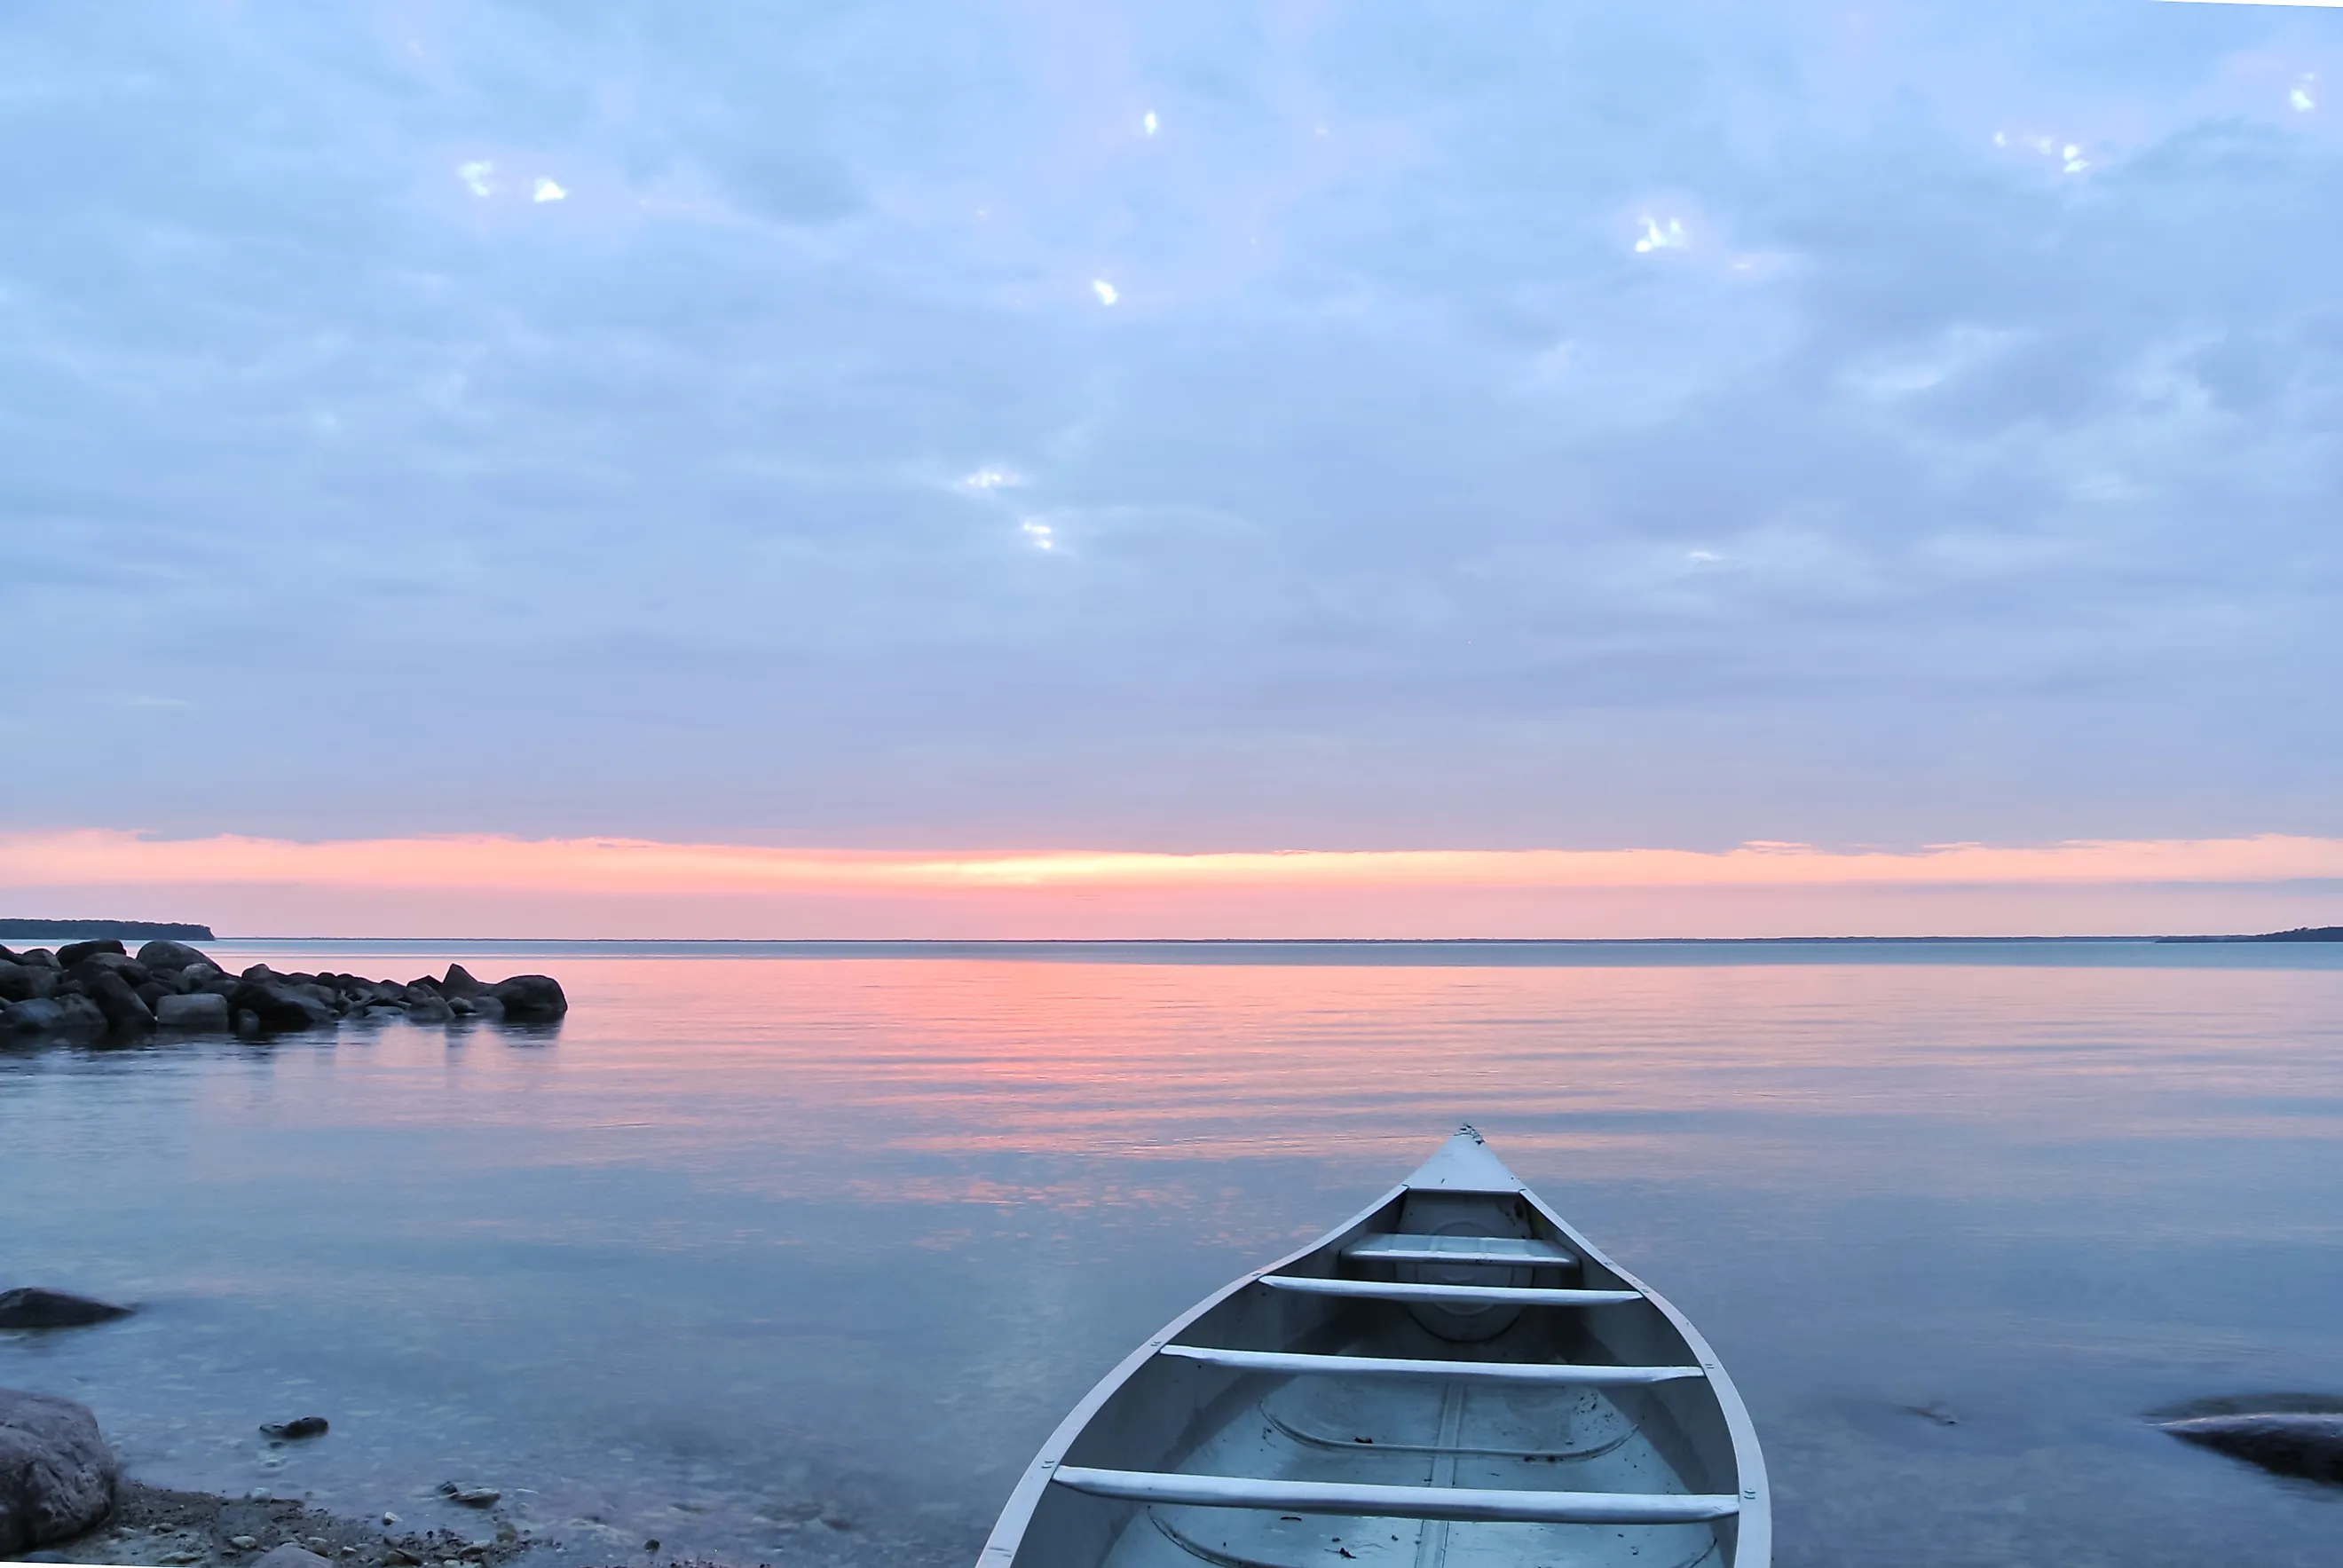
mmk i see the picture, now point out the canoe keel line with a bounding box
[979,1127,1771,1567]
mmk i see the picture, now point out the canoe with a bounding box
[979,1127,1768,1568]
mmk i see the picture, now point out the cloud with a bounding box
[0,1,2337,858]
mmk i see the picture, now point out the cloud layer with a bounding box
[2,1,2339,855]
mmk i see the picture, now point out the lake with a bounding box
[4,940,2342,1566]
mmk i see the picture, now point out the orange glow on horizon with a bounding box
[4,828,2342,894]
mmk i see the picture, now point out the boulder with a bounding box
[174,963,221,991]
[0,1290,132,1330]
[83,973,154,1034]
[0,963,39,1004]
[135,941,217,973]
[227,981,336,1032]
[0,1389,118,1555]
[2,1000,67,1036]
[491,975,567,1021]
[440,964,486,999]
[402,994,454,1023]
[134,937,215,970]
[240,963,279,982]
[2160,1413,2343,1484]
[154,992,231,1031]
[52,941,125,968]
[16,949,58,969]
[51,997,105,1036]
[134,981,170,1011]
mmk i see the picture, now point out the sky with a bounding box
[3,0,2340,935]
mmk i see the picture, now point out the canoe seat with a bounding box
[1258,1276,1640,1306]
[1050,1467,1740,1525]
[1342,1233,1578,1268]
[1158,1345,1703,1385]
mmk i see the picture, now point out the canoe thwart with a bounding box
[1341,1234,1578,1268]
[1258,1275,1642,1306]
[1050,1466,1741,1525]
[1158,1344,1705,1384]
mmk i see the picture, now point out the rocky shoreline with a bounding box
[0,942,564,1041]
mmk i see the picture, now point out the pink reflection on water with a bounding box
[206,950,2343,1215]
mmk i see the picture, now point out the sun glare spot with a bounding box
[533,177,567,202]
[457,161,495,197]
[1143,111,1159,137]
[1021,520,1055,550]
[1092,280,1119,305]
[1634,217,1688,254]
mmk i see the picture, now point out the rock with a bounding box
[230,1534,261,1550]
[0,1388,119,1555]
[253,1545,334,1568]
[16,949,59,969]
[136,941,219,973]
[84,971,156,1033]
[51,997,106,1036]
[2,1000,68,1035]
[53,940,125,968]
[135,980,172,1010]
[2160,1413,2343,1484]
[177,963,222,990]
[154,992,232,1030]
[440,965,485,999]
[259,1416,328,1440]
[489,975,566,1021]
[0,962,40,1004]
[229,981,336,1032]
[438,1484,500,1508]
[0,1289,133,1329]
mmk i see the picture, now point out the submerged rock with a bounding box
[0,1388,119,1555]
[259,1417,328,1441]
[0,1288,133,1329]
[2160,1412,2343,1485]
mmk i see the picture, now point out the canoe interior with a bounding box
[994,1156,1763,1568]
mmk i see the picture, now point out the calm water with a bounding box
[4,941,2343,1566]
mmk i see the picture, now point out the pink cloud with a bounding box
[2,830,2338,939]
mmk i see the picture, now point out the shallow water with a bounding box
[4,941,2342,1565]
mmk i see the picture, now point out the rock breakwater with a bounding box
[0,942,565,1042]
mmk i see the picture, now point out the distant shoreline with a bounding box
[0,918,214,941]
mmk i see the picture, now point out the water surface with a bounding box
[4,941,2341,1565]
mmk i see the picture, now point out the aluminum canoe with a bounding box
[978,1127,1769,1568]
